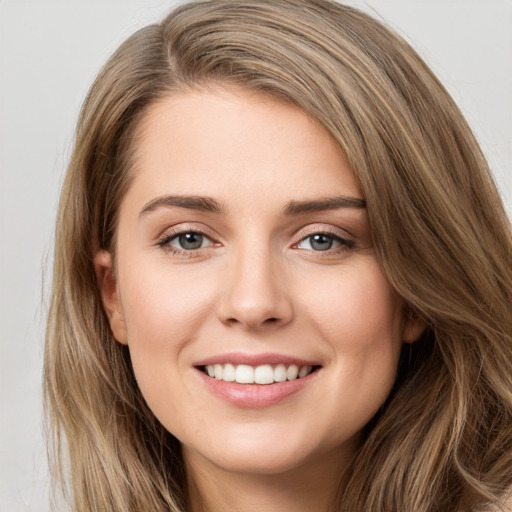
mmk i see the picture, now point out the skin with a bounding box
[95,87,424,512]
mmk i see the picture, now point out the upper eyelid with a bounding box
[293,223,355,241]
[157,223,219,241]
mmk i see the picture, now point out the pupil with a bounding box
[311,234,333,251]
[179,233,203,250]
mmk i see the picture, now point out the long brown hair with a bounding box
[45,1,512,510]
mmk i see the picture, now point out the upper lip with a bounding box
[194,352,321,368]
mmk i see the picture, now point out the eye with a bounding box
[296,233,353,252]
[161,231,214,251]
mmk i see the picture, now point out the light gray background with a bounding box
[1,1,511,510]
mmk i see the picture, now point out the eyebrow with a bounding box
[281,196,366,216]
[139,195,225,218]
[138,194,366,219]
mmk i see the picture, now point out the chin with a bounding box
[182,423,355,477]
[189,447,313,476]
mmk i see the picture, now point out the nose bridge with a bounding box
[218,237,293,329]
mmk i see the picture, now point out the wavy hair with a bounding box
[45,1,512,510]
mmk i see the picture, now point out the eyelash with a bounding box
[156,227,356,256]
[156,227,218,256]
[294,230,356,253]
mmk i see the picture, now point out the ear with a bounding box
[402,308,427,344]
[93,250,128,345]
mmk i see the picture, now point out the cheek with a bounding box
[304,261,402,344]
[302,263,403,434]
[116,262,218,423]
[116,259,219,407]
[120,261,215,345]
[300,259,403,401]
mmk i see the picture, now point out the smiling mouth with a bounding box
[200,363,320,385]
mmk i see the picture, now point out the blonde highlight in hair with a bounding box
[45,1,512,510]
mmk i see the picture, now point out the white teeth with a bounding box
[204,363,315,384]
[223,363,235,382]
[254,364,274,384]
[286,364,299,380]
[274,364,287,382]
[235,364,254,383]
[298,365,312,378]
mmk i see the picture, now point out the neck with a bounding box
[183,444,356,512]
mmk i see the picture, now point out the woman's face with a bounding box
[96,87,422,479]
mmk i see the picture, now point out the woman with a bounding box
[44,0,512,510]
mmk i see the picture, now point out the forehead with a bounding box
[126,87,362,208]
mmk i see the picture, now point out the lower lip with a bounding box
[196,368,319,408]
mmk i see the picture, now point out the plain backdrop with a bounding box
[1,1,511,510]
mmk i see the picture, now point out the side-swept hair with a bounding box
[45,1,512,510]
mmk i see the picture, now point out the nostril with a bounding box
[227,317,279,323]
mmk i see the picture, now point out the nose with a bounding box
[216,245,294,330]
